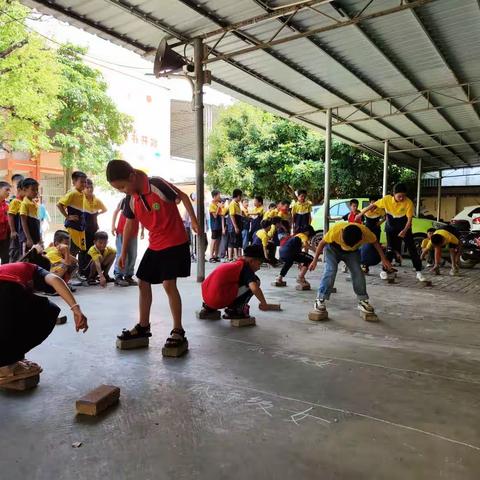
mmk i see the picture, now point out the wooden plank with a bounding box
[76,385,120,416]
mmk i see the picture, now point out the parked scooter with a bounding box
[450,219,480,268]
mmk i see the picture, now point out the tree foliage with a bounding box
[51,44,133,173]
[0,0,62,152]
[207,103,416,202]
[0,1,132,175]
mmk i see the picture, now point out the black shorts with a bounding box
[211,229,222,240]
[227,231,242,248]
[137,242,191,284]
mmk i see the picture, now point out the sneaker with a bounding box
[69,278,83,287]
[314,299,326,312]
[416,272,427,282]
[358,300,374,314]
[380,271,388,280]
[449,268,459,276]
[342,264,348,273]
[361,265,369,274]
[426,263,433,268]
[114,276,129,287]
[125,276,138,286]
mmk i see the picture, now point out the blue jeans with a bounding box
[242,229,249,250]
[114,234,138,278]
[318,244,368,301]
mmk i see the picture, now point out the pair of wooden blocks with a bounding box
[271,280,311,291]
[196,310,257,327]
[308,310,379,322]
[115,337,189,357]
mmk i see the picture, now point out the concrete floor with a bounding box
[1,262,480,479]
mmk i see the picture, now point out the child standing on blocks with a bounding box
[309,222,392,316]
[106,160,198,352]
[292,189,312,234]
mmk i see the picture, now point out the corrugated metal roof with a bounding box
[23,0,480,171]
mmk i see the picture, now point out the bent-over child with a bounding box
[45,230,78,284]
[85,231,116,287]
[422,226,460,276]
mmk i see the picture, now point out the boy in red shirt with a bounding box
[342,199,362,224]
[0,181,11,264]
[106,160,198,353]
[199,245,278,319]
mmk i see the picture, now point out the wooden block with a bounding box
[266,304,282,311]
[116,337,149,350]
[387,277,395,284]
[271,280,287,287]
[360,311,379,322]
[308,310,329,322]
[230,316,256,327]
[0,374,40,391]
[76,384,120,416]
[56,316,67,325]
[331,287,337,294]
[419,280,433,287]
[196,310,221,320]
[162,341,189,358]
[296,284,311,291]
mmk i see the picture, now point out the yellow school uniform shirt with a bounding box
[296,232,309,247]
[8,198,22,215]
[323,221,376,251]
[58,188,86,250]
[19,197,39,219]
[209,202,221,215]
[87,245,116,263]
[228,200,241,217]
[255,229,271,247]
[250,206,265,217]
[83,196,106,215]
[421,238,430,250]
[364,206,385,219]
[292,200,312,215]
[424,229,459,250]
[45,246,65,275]
[263,208,278,220]
[278,210,290,221]
[374,195,414,218]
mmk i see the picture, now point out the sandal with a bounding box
[117,323,152,340]
[164,328,187,348]
[223,304,250,319]
[296,276,310,288]
[0,361,42,386]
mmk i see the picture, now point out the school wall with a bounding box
[421,195,480,221]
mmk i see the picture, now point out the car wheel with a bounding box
[401,234,425,258]
[311,232,323,250]
[459,255,477,269]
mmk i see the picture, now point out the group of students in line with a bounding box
[0,161,463,387]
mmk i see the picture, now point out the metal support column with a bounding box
[415,158,422,217]
[323,108,332,234]
[194,37,206,282]
[436,170,442,222]
[382,140,389,197]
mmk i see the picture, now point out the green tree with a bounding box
[0,0,62,152]
[51,44,133,174]
[207,103,416,202]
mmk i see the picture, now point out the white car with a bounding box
[452,205,480,231]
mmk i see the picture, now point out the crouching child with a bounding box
[45,230,78,284]
[85,231,116,287]
[309,222,392,317]
[199,245,278,320]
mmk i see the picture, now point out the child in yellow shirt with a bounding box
[45,230,78,284]
[85,231,116,287]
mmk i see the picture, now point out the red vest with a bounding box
[0,262,37,288]
[202,259,245,309]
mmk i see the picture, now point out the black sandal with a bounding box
[117,323,152,340]
[164,328,187,348]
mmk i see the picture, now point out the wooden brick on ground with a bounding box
[308,311,328,322]
[76,385,120,416]
[116,337,149,350]
[162,342,188,358]
[295,284,311,291]
[231,317,256,327]
[361,311,379,322]
[0,374,40,391]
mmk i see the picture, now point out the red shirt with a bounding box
[347,211,362,224]
[0,263,41,288]
[123,173,187,251]
[0,200,9,240]
[116,199,139,237]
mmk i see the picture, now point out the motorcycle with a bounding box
[450,219,480,268]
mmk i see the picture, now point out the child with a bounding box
[263,202,278,220]
[0,181,11,264]
[106,159,198,352]
[362,196,385,240]
[252,219,276,264]
[199,245,278,319]
[227,189,243,261]
[219,198,228,260]
[45,230,78,284]
[309,222,392,316]
[249,195,265,241]
[276,225,315,288]
[241,198,251,251]
[57,171,87,257]
[420,228,436,267]
[343,199,362,224]
[7,179,25,262]
[422,226,460,275]
[292,189,312,233]
[9,174,24,200]
[358,183,426,282]
[0,250,87,387]
[208,190,222,262]
[277,200,291,230]
[85,231,116,287]
[19,178,41,251]
[112,197,144,286]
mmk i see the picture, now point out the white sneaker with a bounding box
[314,299,326,312]
[449,268,459,276]
[380,271,388,280]
[416,272,426,282]
[358,300,374,314]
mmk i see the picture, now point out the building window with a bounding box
[141,136,148,145]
